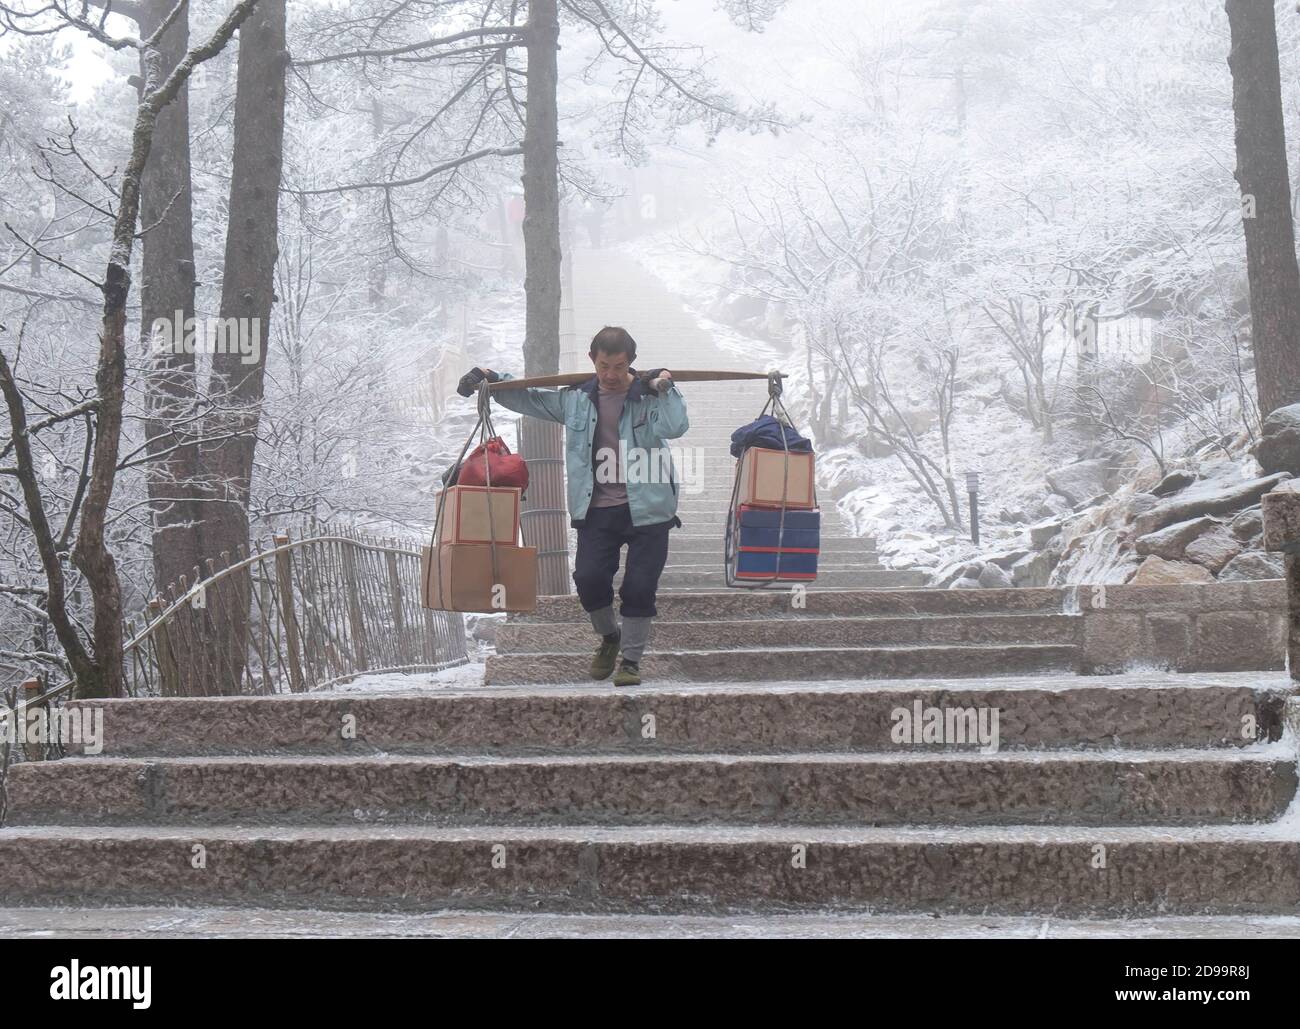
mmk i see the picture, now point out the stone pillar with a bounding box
[1260,485,1300,680]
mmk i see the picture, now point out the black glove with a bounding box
[456,366,500,397]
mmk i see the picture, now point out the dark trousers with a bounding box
[573,502,674,618]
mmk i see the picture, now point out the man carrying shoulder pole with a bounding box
[460,326,688,686]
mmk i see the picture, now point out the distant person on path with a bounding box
[461,327,687,685]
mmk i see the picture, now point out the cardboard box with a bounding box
[435,485,522,545]
[736,504,821,551]
[737,447,816,509]
[420,542,538,612]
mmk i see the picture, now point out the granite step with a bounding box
[650,568,925,589]
[495,614,1081,653]
[50,674,1287,757]
[2,823,1297,915]
[484,643,1081,684]
[514,587,1069,623]
[7,749,1292,828]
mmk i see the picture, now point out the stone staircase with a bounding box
[0,672,1296,913]
[486,587,1081,685]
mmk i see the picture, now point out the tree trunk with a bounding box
[202,0,287,689]
[1226,0,1300,419]
[522,0,561,378]
[137,0,202,593]
[519,0,569,595]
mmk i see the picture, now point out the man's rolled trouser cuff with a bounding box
[589,604,618,637]
[619,615,653,662]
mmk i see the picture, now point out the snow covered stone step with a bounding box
[516,587,1068,623]
[2,823,1297,915]
[7,748,1293,828]
[486,643,1081,684]
[652,568,924,589]
[49,674,1288,757]
[496,614,1080,654]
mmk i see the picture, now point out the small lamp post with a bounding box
[965,470,981,546]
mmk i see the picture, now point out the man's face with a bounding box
[591,348,631,391]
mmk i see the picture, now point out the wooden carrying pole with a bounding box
[489,369,788,390]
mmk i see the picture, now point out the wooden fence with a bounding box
[123,528,468,696]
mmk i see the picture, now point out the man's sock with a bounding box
[589,604,618,638]
[619,615,654,663]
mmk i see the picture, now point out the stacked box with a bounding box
[737,447,816,509]
[420,542,538,612]
[733,504,820,582]
[422,485,537,612]
[435,485,521,544]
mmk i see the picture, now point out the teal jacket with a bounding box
[491,369,689,528]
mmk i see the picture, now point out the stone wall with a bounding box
[1076,579,1287,674]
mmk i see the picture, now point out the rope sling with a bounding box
[724,370,818,588]
[428,379,529,606]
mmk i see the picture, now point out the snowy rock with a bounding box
[1034,494,1073,519]
[985,549,1031,569]
[1229,505,1263,542]
[997,507,1029,524]
[1045,459,1116,507]
[1128,556,1214,585]
[1027,518,1064,547]
[1011,551,1053,588]
[1253,403,1300,475]
[949,576,982,590]
[1182,531,1241,575]
[1131,473,1290,537]
[1116,492,1160,525]
[929,560,972,589]
[1151,470,1197,497]
[1217,552,1285,581]
[977,562,1014,588]
[1133,516,1217,560]
[1052,528,1140,585]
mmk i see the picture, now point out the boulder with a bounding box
[1151,469,1197,497]
[1229,505,1263,542]
[1217,552,1285,581]
[1028,517,1064,548]
[1045,459,1116,507]
[1128,556,1215,585]
[1131,473,1291,537]
[1121,493,1161,522]
[949,576,982,590]
[985,549,1032,570]
[1011,551,1053,588]
[1253,402,1300,475]
[1183,530,1242,574]
[1133,515,1217,560]
[930,560,972,589]
[977,562,1014,588]
[1035,494,1074,519]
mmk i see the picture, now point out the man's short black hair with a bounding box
[589,325,637,363]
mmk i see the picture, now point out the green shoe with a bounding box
[590,632,621,679]
[612,658,642,687]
